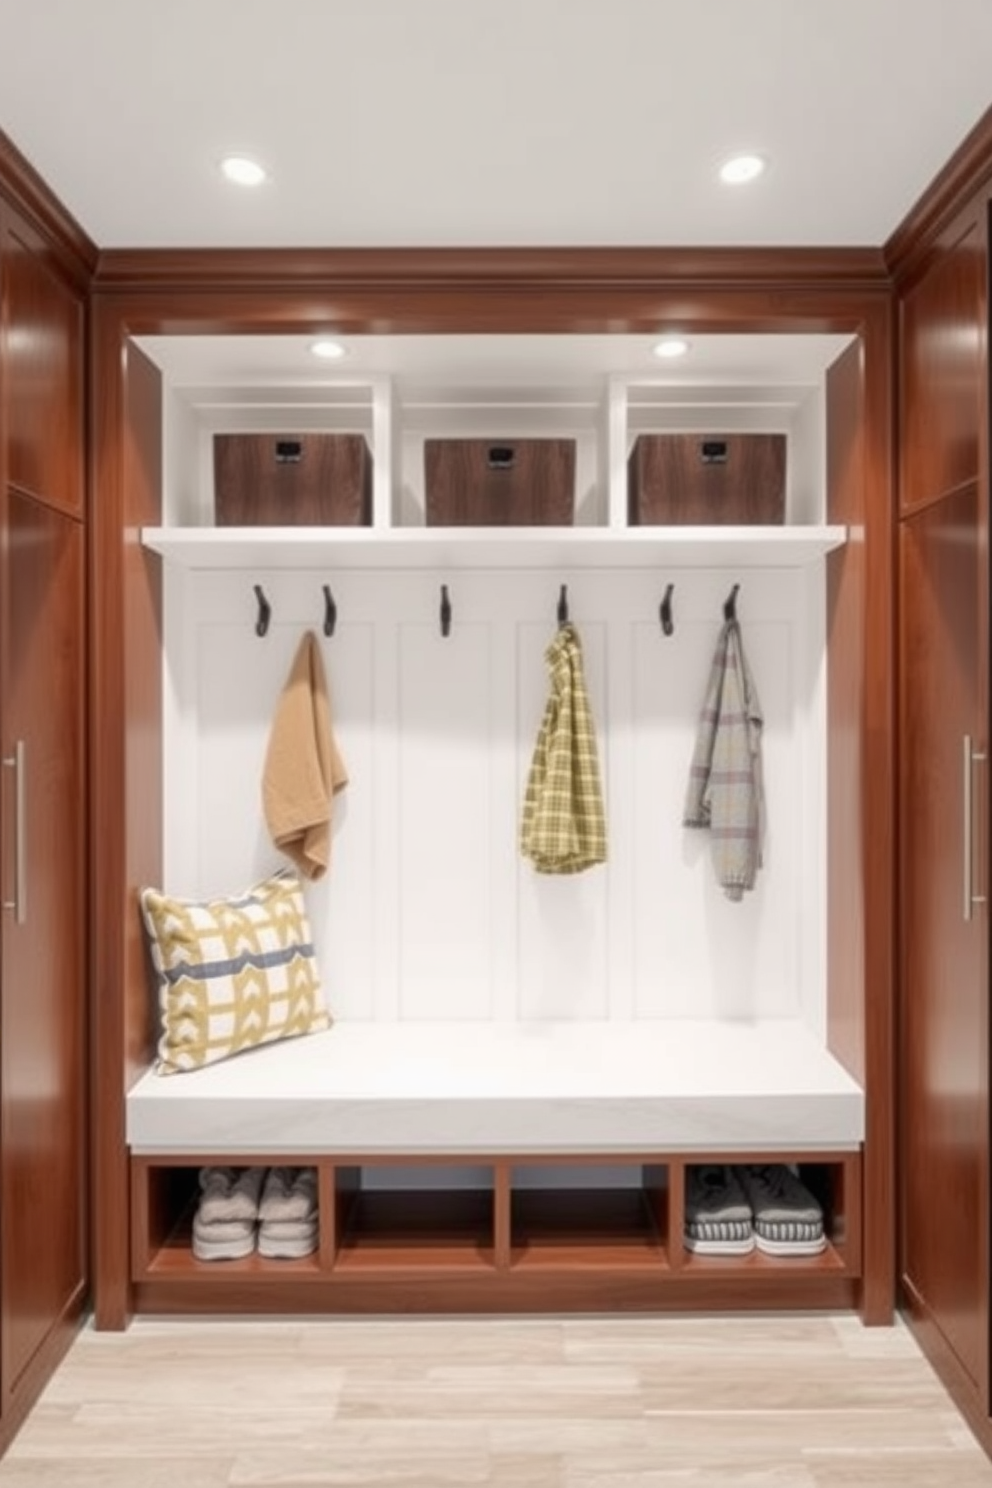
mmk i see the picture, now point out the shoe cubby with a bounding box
[130,1156,324,1281]
[329,1161,500,1273]
[672,1152,862,1277]
[507,1160,668,1271]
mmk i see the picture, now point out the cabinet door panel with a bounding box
[1,223,84,518]
[1,488,86,1394]
[900,223,984,514]
[899,484,987,1398]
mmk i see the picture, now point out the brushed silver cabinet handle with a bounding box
[963,734,987,922]
[2,740,26,925]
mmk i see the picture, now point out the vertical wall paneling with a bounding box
[162,565,827,1030]
[397,609,496,1020]
[516,612,610,1021]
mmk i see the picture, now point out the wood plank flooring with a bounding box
[0,1312,990,1485]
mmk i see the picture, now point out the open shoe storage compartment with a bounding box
[129,1150,862,1314]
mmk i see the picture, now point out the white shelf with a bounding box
[141,524,847,571]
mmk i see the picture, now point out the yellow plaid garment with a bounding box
[521,622,607,874]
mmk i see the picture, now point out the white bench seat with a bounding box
[126,1019,864,1156]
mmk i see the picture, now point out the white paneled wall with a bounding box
[163,561,827,1029]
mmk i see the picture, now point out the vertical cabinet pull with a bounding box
[963,734,987,922]
[2,740,26,925]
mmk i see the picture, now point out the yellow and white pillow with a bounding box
[140,870,329,1075]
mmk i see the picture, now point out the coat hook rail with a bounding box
[322,584,337,638]
[659,582,675,637]
[440,584,452,638]
[557,584,570,627]
[723,582,740,623]
[253,583,271,638]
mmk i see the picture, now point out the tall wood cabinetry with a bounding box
[893,145,992,1447]
[0,146,93,1453]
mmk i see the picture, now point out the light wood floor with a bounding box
[0,1312,990,1486]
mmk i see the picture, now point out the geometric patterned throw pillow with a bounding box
[139,869,330,1076]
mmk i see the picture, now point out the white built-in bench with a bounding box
[126,1019,864,1156]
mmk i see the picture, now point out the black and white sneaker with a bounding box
[684,1165,755,1255]
[737,1164,827,1256]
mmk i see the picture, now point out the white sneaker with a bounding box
[258,1218,318,1259]
[192,1214,256,1261]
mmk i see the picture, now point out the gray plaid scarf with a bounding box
[683,618,765,900]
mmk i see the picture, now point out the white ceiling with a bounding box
[2,0,992,252]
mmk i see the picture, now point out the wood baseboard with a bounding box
[900,1277,992,1461]
[0,1283,87,1458]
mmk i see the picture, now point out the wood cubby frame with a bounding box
[92,246,896,1328]
[129,1148,861,1314]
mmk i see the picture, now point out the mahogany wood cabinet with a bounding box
[895,194,992,1446]
[0,177,91,1454]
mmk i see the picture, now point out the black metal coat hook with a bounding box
[253,583,271,638]
[440,584,452,638]
[557,584,570,627]
[724,582,741,623]
[322,584,337,638]
[659,583,675,637]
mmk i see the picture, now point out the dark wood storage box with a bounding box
[424,438,575,526]
[628,433,786,525]
[213,433,373,526]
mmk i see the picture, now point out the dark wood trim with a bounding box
[858,297,897,1325]
[901,1283,992,1461]
[87,282,888,344]
[93,245,890,295]
[897,476,983,522]
[886,104,992,287]
[0,128,97,290]
[826,341,868,1088]
[0,1284,85,1457]
[89,264,896,1330]
[133,1274,859,1316]
[89,299,133,1330]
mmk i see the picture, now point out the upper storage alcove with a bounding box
[134,330,854,567]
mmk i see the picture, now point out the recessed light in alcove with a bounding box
[653,337,690,360]
[220,155,267,187]
[310,339,347,361]
[719,153,767,185]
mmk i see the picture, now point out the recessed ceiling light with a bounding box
[653,337,690,360]
[719,154,766,185]
[220,155,267,187]
[310,339,347,360]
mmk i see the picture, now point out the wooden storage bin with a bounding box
[214,433,372,526]
[424,438,575,526]
[628,433,786,525]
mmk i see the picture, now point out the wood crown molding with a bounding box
[93,244,889,295]
[885,103,992,286]
[0,128,98,287]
